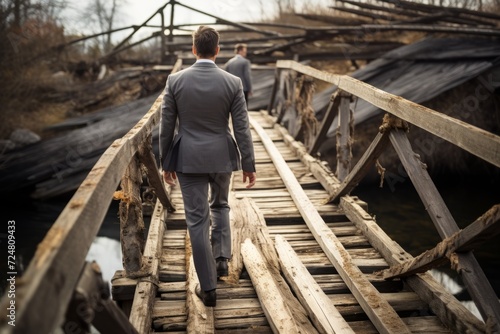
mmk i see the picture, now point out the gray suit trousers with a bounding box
[177,172,232,291]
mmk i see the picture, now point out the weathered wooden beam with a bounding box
[229,197,279,280]
[250,116,411,334]
[331,5,396,21]
[274,235,355,334]
[309,93,340,156]
[267,68,281,115]
[128,200,166,333]
[137,136,176,213]
[276,60,500,168]
[337,0,497,26]
[119,155,146,274]
[186,251,215,333]
[378,0,500,20]
[177,2,279,37]
[113,2,169,51]
[241,239,301,334]
[335,93,352,181]
[382,204,500,279]
[389,129,500,329]
[296,13,369,25]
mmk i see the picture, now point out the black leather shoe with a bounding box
[195,284,216,307]
[216,259,228,277]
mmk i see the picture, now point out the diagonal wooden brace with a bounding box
[380,204,500,280]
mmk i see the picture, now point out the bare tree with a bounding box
[82,0,126,53]
[274,0,296,17]
[2,0,67,28]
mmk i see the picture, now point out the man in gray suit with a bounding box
[159,26,256,307]
[225,43,252,106]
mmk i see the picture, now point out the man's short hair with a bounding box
[234,43,247,54]
[192,26,219,58]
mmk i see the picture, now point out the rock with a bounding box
[10,129,41,147]
[0,140,16,153]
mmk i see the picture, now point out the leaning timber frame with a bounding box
[268,60,500,333]
[0,60,182,334]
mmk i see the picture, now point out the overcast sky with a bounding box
[63,0,333,41]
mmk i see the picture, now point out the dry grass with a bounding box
[1,103,70,140]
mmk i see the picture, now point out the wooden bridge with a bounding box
[1,59,499,334]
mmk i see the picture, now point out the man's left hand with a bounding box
[163,170,177,186]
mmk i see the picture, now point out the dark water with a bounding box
[352,175,500,301]
[0,195,124,296]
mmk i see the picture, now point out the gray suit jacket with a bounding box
[159,61,255,173]
[225,55,252,93]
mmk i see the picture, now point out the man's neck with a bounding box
[197,56,216,62]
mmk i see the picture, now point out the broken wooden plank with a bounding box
[274,235,355,334]
[228,196,269,283]
[230,197,318,333]
[241,239,302,334]
[250,116,411,334]
[186,250,215,333]
[382,204,500,279]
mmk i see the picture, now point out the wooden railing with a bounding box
[0,60,182,334]
[268,60,500,332]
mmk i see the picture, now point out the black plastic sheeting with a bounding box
[312,37,500,137]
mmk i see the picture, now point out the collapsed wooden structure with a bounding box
[58,0,500,65]
[1,57,499,333]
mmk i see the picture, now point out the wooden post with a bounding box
[119,155,146,275]
[64,262,138,334]
[336,92,352,181]
[293,75,317,149]
[168,0,175,57]
[278,71,299,134]
[328,130,390,203]
[276,71,288,124]
[160,8,166,63]
[309,93,340,156]
[267,68,281,115]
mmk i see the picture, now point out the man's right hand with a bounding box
[243,171,256,188]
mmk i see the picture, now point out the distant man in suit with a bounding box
[159,26,257,307]
[225,43,252,106]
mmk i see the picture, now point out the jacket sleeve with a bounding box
[243,59,252,92]
[159,76,178,170]
[231,79,255,172]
